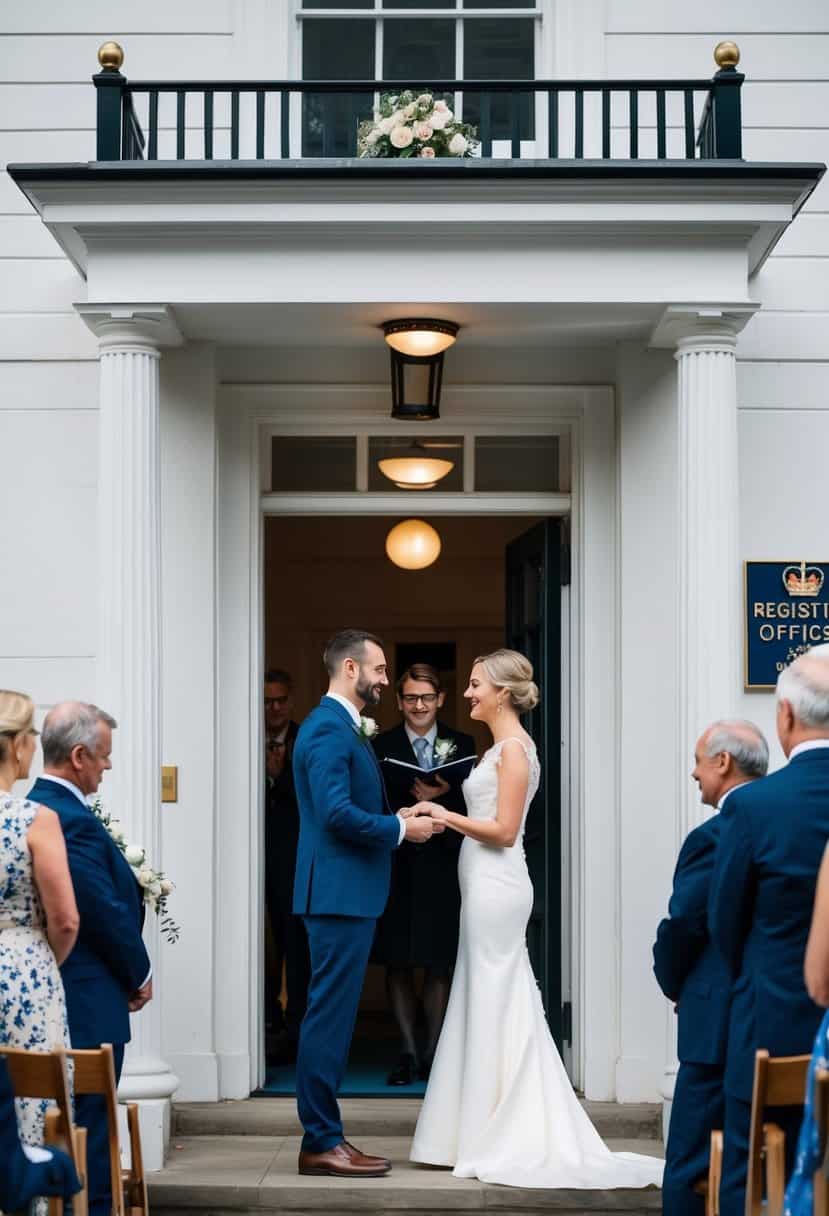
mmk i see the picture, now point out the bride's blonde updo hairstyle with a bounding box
[474,649,540,714]
[0,690,36,762]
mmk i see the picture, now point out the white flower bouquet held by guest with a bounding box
[407,650,663,1189]
[90,796,179,943]
[358,91,478,159]
[0,689,78,1166]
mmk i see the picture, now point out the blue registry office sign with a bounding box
[745,560,829,690]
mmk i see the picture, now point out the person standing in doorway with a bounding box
[264,668,309,1063]
[292,630,443,1177]
[373,663,476,1085]
[653,719,768,1216]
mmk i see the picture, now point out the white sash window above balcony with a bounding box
[297,0,540,155]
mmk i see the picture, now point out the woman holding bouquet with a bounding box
[373,664,476,1085]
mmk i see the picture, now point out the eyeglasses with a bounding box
[400,693,439,706]
[264,696,290,707]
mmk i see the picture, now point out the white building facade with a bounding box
[1,0,828,1166]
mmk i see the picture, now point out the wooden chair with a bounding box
[747,1049,810,1216]
[814,1067,829,1216]
[0,1044,88,1216]
[68,1043,148,1216]
[693,1128,723,1216]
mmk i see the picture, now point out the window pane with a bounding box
[463,18,534,141]
[302,20,374,156]
[271,437,356,492]
[474,436,559,492]
[384,0,453,8]
[303,0,373,7]
[369,436,464,491]
[463,0,532,6]
[383,19,455,80]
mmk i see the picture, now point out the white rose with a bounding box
[419,146,436,158]
[448,132,468,156]
[160,878,174,896]
[414,121,433,141]
[403,102,417,119]
[390,109,405,127]
[417,93,433,107]
[378,116,396,135]
[125,843,145,866]
[433,99,448,112]
[365,130,380,147]
[390,124,414,149]
[137,866,154,888]
[149,880,163,899]
[430,109,452,130]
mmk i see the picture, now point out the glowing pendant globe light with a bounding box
[378,442,454,490]
[385,519,442,570]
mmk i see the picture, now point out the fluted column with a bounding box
[658,313,744,1130]
[78,305,182,1169]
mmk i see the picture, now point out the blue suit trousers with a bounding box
[663,1062,724,1216]
[297,915,376,1153]
[76,1041,125,1216]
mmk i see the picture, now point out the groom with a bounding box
[293,629,441,1177]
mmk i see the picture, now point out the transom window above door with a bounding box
[298,0,539,156]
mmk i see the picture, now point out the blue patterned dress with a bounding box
[784,1007,829,1215]
[0,793,71,1151]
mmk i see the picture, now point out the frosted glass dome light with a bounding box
[382,318,459,357]
[385,519,442,570]
[378,451,454,490]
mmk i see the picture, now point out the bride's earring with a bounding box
[497,699,502,715]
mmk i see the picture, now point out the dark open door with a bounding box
[505,519,565,1047]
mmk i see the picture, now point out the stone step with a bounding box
[173,1097,663,1143]
[152,1134,664,1215]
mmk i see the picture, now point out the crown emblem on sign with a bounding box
[783,561,825,598]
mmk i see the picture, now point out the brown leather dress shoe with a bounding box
[343,1140,392,1170]
[298,1141,391,1177]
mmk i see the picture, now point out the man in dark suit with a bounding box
[292,630,442,1177]
[654,718,768,1216]
[373,662,476,1085]
[29,701,151,1216]
[710,647,829,1216]
[264,668,309,1061]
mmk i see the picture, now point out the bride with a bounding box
[407,649,663,1190]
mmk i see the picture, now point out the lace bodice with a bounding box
[0,794,44,930]
[462,736,540,835]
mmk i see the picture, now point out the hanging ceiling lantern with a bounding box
[382,318,460,421]
[385,519,442,570]
[378,442,454,490]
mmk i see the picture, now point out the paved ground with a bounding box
[150,1133,665,1214]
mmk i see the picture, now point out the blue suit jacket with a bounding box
[28,777,150,1047]
[708,749,829,1100]
[292,697,401,919]
[653,814,731,1066]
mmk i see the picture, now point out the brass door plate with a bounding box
[161,766,178,803]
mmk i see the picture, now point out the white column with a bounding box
[660,316,742,1131]
[78,305,183,1169]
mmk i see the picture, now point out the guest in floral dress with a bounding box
[0,689,79,1152]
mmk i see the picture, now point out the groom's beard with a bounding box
[356,675,384,706]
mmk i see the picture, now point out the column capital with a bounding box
[649,303,758,352]
[75,303,183,353]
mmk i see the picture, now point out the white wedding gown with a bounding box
[410,736,663,1190]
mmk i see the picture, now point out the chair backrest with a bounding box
[0,1045,73,1114]
[815,1068,829,1216]
[67,1044,124,1216]
[747,1050,811,1216]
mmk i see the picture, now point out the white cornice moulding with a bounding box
[648,303,760,350]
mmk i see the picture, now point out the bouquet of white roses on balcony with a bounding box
[358,90,478,159]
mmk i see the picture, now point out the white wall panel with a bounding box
[0,314,98,359]
[737,361,829,409]
[752,259,829,312]
[0,409,96,655]
[0,658,97,709]
[0,1,233,35]
[737,312,829,361]
[0,34,235,82]
[0,215,67,258]
[607,0,829,34]
[606,33,829,81]
[0,260,84,312]
[773,214,829,257]
[0,360,99,409]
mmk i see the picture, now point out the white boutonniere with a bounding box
[359,716,380,740]
[90,796,180,944]
[433,737,457,762]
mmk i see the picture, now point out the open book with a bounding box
[379,753,477,798]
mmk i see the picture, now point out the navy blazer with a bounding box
[0,1058,81,1209]
[708,748,829,1100]
[653,814,731,1066]
[28,777,150,1047]
[292,697,401,919]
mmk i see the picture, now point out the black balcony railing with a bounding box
[93,42,744,164]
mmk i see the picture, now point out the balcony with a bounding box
[94,39,745,165]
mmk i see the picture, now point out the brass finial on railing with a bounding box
[713,41,740,71]
[97,41,124,72]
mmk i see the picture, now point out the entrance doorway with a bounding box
[260,512,566,1095]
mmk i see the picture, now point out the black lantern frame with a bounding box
[388,346,446,421]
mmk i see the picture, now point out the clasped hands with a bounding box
[399,801,450,843]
